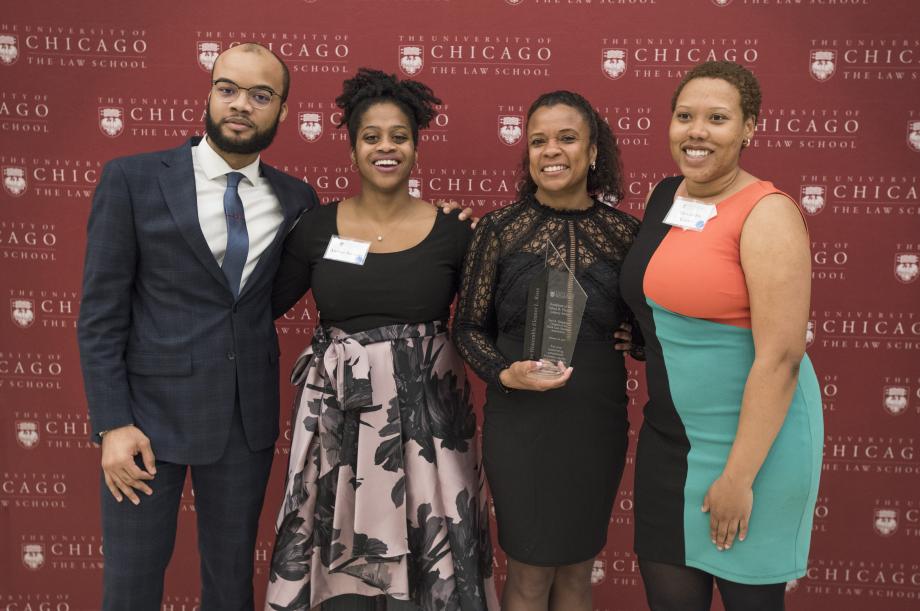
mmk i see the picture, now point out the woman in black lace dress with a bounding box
[454,91,641,611]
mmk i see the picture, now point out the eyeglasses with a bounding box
[212,80,281,109]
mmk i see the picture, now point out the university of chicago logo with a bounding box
[883,386,909,416]
[408,178,422,199]
[809,50,836,82]
[805,319,816,347]
[99,107,125,138]
[505,0,525,5]
[2,166,27,197]
[16,420,39,449]
[0,34,19,65]
[800,185,826,215]
[22,544,45,570]
[907,121,920,153]
[785,579,799,593]
[298,112,323,142]
[197,41,221,72]
[11,298,35,328]
[602,49,627,80]
[873,508,898,536]
[894,253,919,284]
[498,115,523,146]
[712,0,733,6]
[398,46,423,77]
[590,559,607,585]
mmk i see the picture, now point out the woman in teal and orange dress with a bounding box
[620,61,823,611]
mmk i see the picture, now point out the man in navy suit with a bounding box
[77,43,318,610]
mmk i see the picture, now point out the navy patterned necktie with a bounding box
[221,171,249,298]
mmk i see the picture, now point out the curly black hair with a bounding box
[671,60,762,121]
[518,90,624,203]
[335,67,442,148]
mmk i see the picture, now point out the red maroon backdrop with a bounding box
[2,1,919,610]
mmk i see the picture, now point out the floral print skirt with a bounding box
[266,321,497,611]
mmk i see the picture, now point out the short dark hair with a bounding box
[518,90,624,202]
[671,60,761,121]
[211,43,291,101]
[335,67,441,148]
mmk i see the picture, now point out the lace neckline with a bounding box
[525,194,599,218]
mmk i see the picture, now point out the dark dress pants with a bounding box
[100,405,274,611]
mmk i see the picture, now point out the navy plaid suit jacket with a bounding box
[78,138,318,464]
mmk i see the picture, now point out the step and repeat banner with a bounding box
[2,1,919,610]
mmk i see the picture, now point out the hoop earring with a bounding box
[742,138,751,148]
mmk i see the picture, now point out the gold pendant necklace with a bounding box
[365,206,413,243]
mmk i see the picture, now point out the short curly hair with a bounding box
[671,60,762,121]
[518,90,624,203]
[335,67,441,148]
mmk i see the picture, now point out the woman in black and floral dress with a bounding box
[455,91,641,611]
[266,69,496,611]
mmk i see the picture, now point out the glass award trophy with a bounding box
[522,240,587,378]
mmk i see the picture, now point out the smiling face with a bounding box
[527,104,597,205]
[669,77,754,190]
[353,102,416,193]
[205,46,288,155]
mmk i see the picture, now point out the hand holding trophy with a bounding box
[498,241,585,390]
[524,239,587,377]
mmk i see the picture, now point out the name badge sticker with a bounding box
[323,235,371,265]
[662,196,717,232]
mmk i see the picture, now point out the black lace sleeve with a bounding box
[453,214,512,388]
[271,217,312,319]
[616,209,646,360]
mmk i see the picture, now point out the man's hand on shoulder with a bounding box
[100,425,156,505]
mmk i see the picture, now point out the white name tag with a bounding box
[323,235,371,265]
[662,196,717,232]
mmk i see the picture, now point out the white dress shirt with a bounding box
[192,137,284,293]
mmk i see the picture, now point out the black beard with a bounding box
[205,106,280,155]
